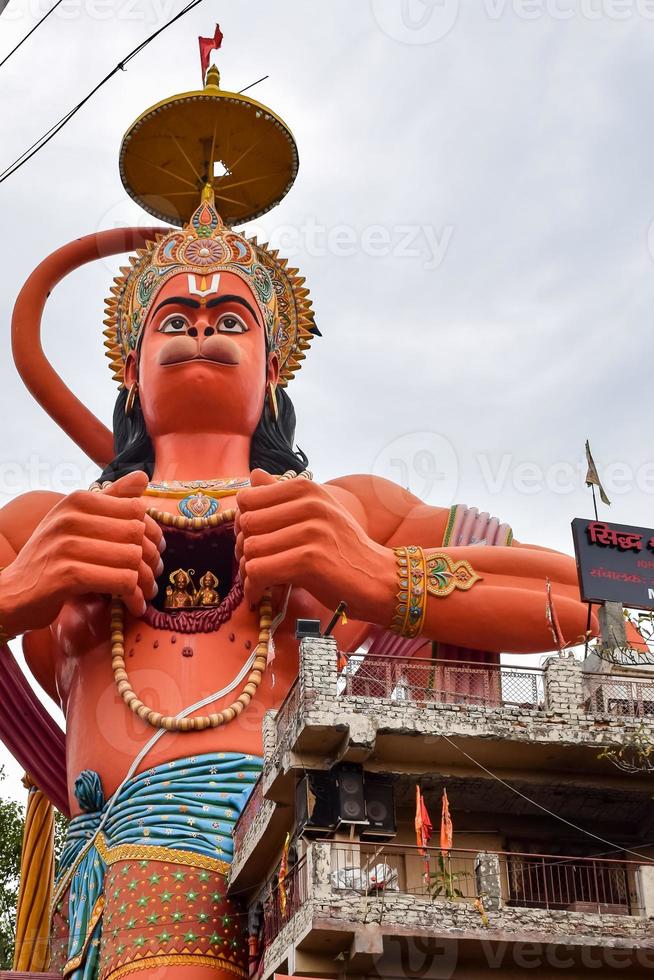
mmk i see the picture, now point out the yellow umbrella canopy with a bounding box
[119,66,299,227]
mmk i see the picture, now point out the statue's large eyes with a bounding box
[217,312,248,334]
[159,314,190,334]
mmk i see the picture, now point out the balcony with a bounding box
[341,654,546,710]
[258,638,654,793]
[227,640,654,892]
[584,673,654,718]
[258,841,654,979]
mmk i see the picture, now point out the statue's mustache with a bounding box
[157,334,241,367]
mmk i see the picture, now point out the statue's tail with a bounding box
[12,227,166,467]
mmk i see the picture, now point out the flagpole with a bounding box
[583,486,597,657]
[584,484,595,656]
[583,441,608,656]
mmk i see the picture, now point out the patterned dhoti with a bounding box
[51,752,262,980]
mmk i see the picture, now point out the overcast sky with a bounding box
[1,0,653,798]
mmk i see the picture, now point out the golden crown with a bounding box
[103,188,316,388]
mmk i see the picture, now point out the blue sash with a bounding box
[56,752,262,979]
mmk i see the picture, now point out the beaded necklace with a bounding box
[108,468,311,731]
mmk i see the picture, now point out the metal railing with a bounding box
[504,853,634,914]
[584,675,654,718]
[329,844,640,915]
[330,843,479,900]
[233,775,263,854]
[265,679,301,774]
[340,655,545,711]
[260,843,645,946]
[262,856,308,947]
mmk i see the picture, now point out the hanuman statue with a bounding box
[0,43,592,980]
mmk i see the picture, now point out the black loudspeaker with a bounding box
[295,772,338,837]
[361,774,396,842]
[336,764,367,826]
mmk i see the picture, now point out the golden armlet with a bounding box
[390,547,482,638]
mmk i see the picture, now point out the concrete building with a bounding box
[229,631,654,980]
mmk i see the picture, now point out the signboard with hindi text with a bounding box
[571,518,654,611]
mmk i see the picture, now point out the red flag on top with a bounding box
[440,788,453,854]
[415,785,433,854]
[199,24,224,81]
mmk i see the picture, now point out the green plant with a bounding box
[428,852,471,900]
[0,768,25,969]
[0,769,68,969]
[599,723,654,773]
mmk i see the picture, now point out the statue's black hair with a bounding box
[98,378,308,483]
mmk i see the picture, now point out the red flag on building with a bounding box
[415,785,433,854]
[545,577,565,652]
[199,24,223,81]
[440,788,453,854]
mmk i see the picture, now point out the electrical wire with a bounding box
[238,74,268,94]
[437,729,654,862]
[0,0,65,71]
[0,0,205,185]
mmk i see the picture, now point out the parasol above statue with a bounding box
[119,53,299,227]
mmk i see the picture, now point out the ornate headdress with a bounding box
[12,47,319,469]
[103,188,316,389]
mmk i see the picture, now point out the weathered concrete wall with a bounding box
[310,892,654,945]
[230,792,275,883]
[261,844,654,980]
[247,641,654,979]
[292,640,654,754]
[232,641,654,886]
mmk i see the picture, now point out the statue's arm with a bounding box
[329,474,593,653]
[0,491,64,700]
[237,471,593,655]
[0,489,63,557]
[0,472,163,640]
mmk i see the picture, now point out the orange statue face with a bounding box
[124,270,279,440]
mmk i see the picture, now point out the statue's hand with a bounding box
[235,470,395,622]
[0,472,164,635]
